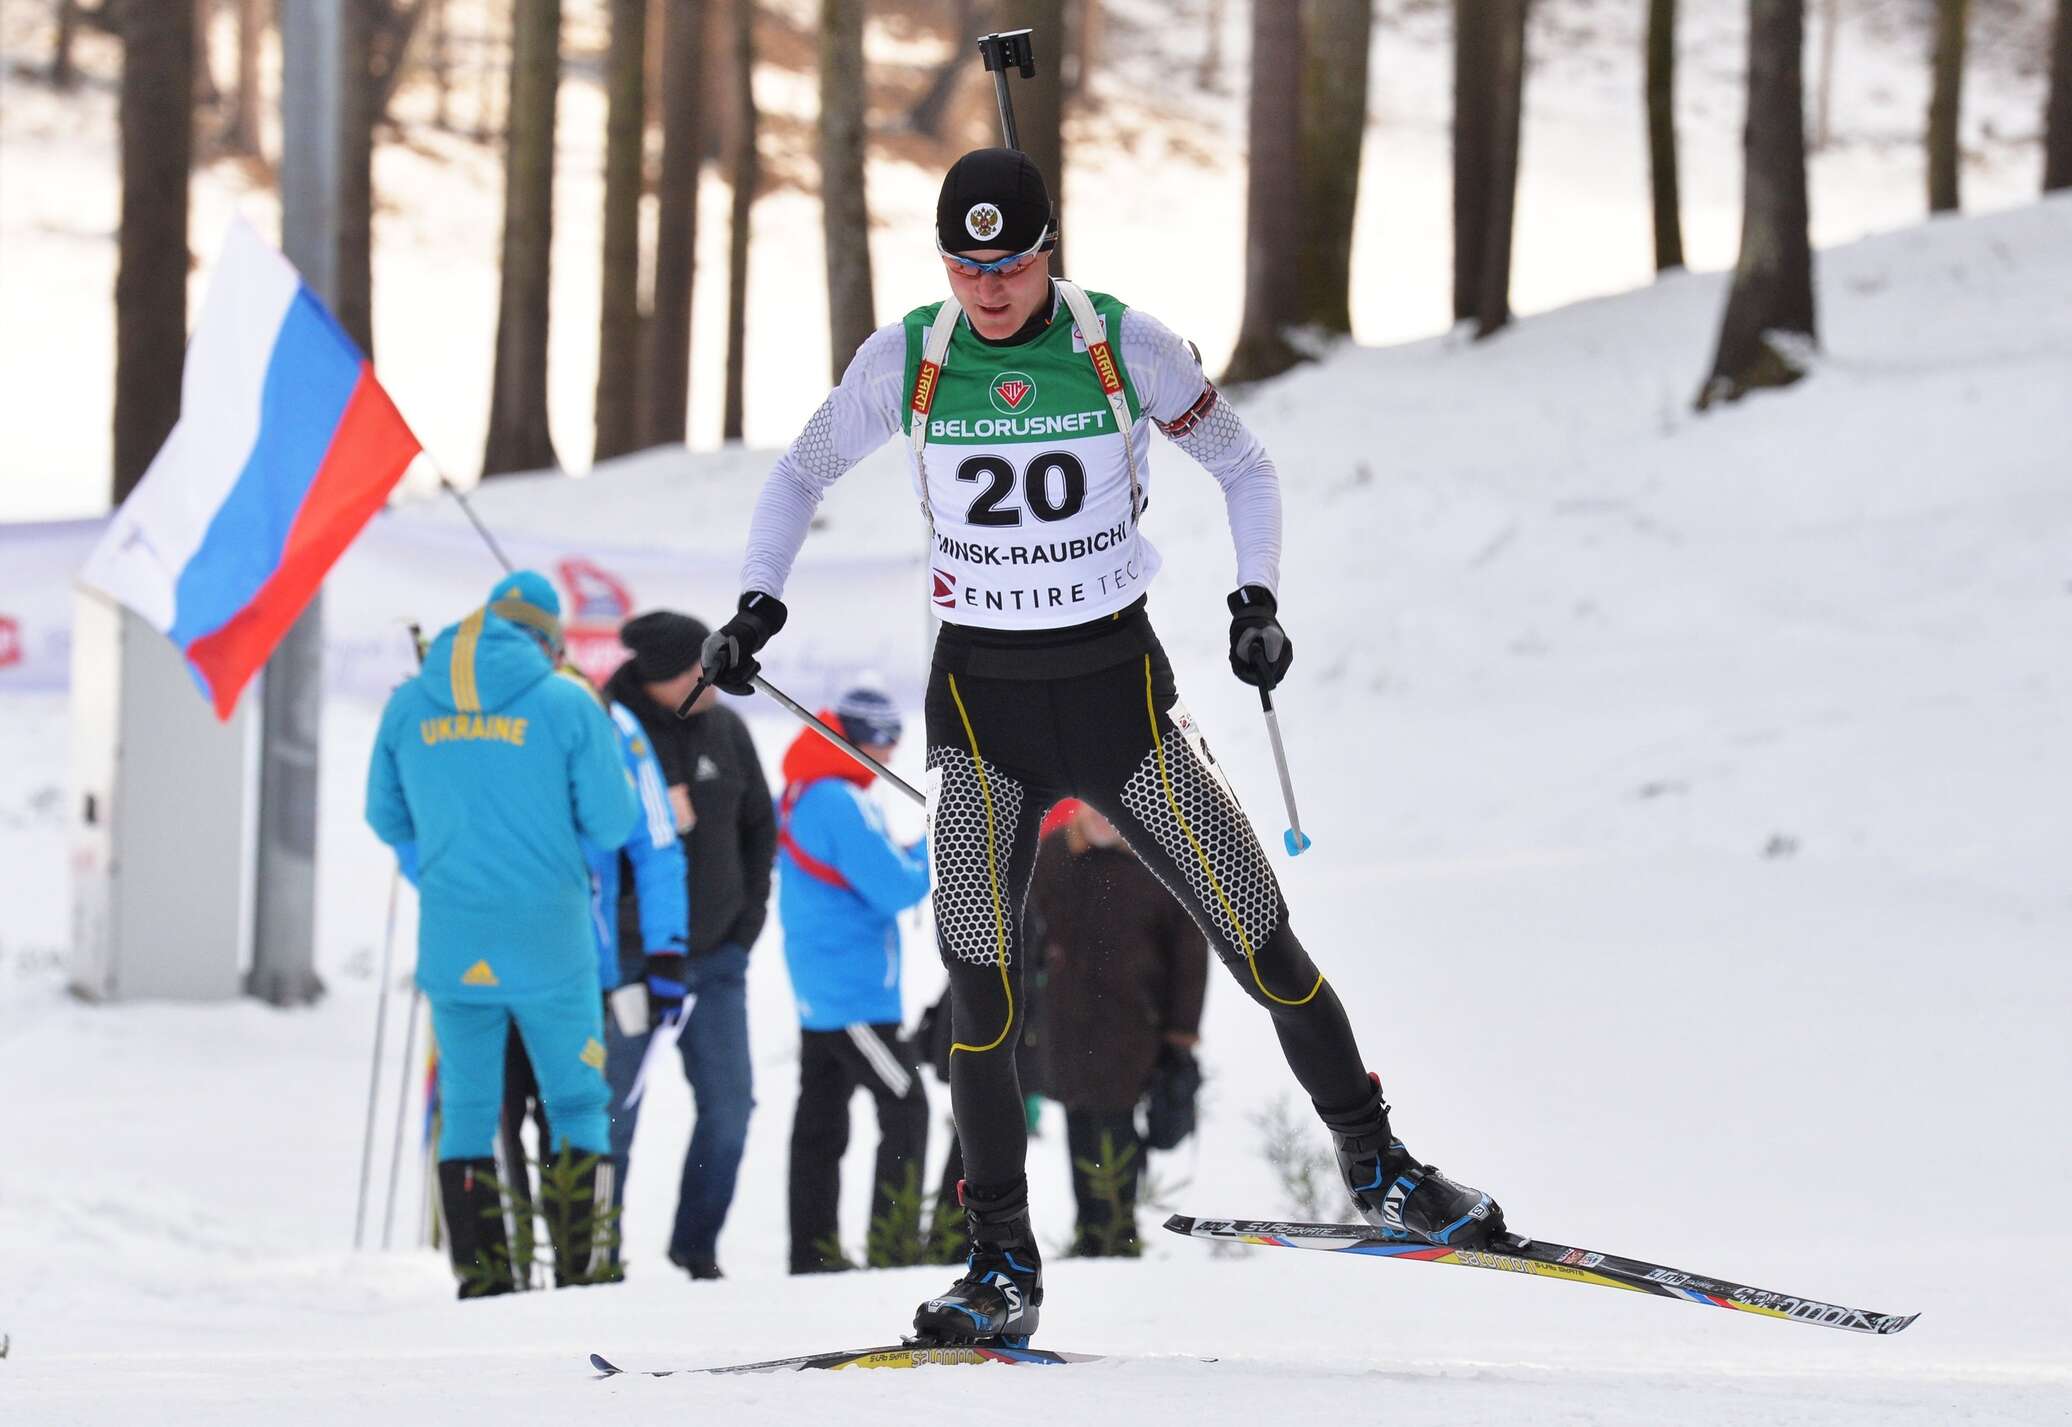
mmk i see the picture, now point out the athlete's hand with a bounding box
[699,592,788,697]
[645,953,689,1028]
[1227,585,1293,690]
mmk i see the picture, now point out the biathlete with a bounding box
[699,148,1507,1344]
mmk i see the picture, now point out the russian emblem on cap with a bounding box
[964,202,1003,241]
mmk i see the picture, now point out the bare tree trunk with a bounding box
[115,0,194,503]
[722,0,757,443]
[1017,0,1069,276]
[429,0,451,129]
[1071,0,1102,98]
[53,0,81,89]
[1453,0,1496,323]
[1222,0,1304,383]
[1926,0,1966,212]
[1698,0,1814,409]
[195,0,222,109]
[819,0,877,380]
[2049,0,2072,191]
[1295,0,1372,338]
[645,0,703,448]
[218,0,266,156]
[483,0,563,476]
[338,0,377,357]
[595,0,647,462]
[906,0,975,137]
[1647,0,1684,270]
[475,0,505,144]
[1813,0,1838,150]
[1199,0,1226,92]
[369,1,433,128]
[1474,0,1526,338]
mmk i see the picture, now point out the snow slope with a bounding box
[4,193,2071,1422]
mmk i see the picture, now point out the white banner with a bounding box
[1,514,928,711]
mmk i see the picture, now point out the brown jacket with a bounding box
[1025,828,1207,1113]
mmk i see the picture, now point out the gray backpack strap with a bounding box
[1054,280,1142,527]
[907,297,964,529]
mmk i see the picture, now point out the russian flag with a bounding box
[81,219,423,719]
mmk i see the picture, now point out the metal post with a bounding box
[253,0,345,1006]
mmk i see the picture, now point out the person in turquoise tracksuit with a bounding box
[466,578,694,1279]
[365,570,638,1298]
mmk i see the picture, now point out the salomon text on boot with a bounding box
[911,1178,1043,1346]
[1323,1075,1506,1247]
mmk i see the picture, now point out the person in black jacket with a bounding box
[1026,800,1206,1256]
[604,610,777,1280]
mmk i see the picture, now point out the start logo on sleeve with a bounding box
[0,616,20,670]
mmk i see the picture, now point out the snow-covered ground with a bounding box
[5,0,2072,1418]
[5,188,2072,1420]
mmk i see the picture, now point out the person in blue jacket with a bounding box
[591,696,693,1232]
[365,571,638,1298]
[475,578,693,1279]
[777,686,933,1273]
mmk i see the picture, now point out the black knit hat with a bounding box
[619,610,710,682]
[936,148,1054,255]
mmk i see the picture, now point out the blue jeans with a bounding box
[668,943,755,1265]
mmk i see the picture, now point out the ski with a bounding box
[1164,1215,1918,1336]
[590,1344,1104,1376]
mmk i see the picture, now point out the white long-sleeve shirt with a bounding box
[740,296,1281,622]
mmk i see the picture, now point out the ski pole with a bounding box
[674,664,922,805]
[381,986,423,1250]
[975,29,1037,152]
[352,869,404,1250]
[752,673,924,806]
[1259,688,1313,856]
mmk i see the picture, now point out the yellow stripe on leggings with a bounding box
[947,672,1017,1055]
[1142,656,1322,1008]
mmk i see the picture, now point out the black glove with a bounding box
[699,592,788,697]
[644,952,689,1029]
[1227,586,1292,690]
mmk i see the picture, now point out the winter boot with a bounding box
[437,1157,517,1300]
[911,1178,1044,1345]
[1323,1076,1506,1247]
[541,1147,619,1288]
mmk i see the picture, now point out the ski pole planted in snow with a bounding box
[975,29,1037,152]
[352,870,404,1250]
[1259,688,1313,856]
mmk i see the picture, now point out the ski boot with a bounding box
[436,1158,517,1300]
[1324,1075,1506,1247]
[911,1178,1043,1346]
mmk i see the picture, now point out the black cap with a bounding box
[619,610,710,682]
[936,148,1053,256]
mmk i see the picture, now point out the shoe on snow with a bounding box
[912,1179,1043,1345]
[1324,1077,1505,1247]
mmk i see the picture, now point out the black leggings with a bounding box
[924,629,1369,1189]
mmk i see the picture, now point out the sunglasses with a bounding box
[937,225,1054,278]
